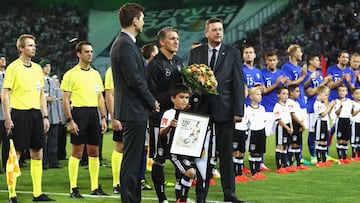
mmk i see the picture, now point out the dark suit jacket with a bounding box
[188,44,245,122]
[110,32,156,122]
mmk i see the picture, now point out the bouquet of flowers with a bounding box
[181,64,219,95]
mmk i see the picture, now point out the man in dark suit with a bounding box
[188,18,245,203]
[110,3,160,203]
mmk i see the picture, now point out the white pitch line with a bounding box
[0,190,223,202]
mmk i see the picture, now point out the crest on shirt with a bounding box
[161,118,168,126]
[183,159,191,166]
[250,144,256,151]
[158,148,164,156]
[165,68,171,77]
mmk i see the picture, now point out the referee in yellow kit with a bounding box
[61,41,108,198]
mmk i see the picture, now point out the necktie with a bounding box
[209,49,217,69]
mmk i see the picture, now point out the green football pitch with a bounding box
[1,129,360,203]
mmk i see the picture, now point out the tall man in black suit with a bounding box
[188,18,245,203]
[110,3,160,203]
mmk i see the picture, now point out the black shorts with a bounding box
[233,129,247,153]
[315,120,328,142]
[336,118,351,141]
[170,154,195,175]
[70,107,101,145]
[351,122,360,145]
[148,123,159,158]
[275,123,290,146]
[112,130,123,142]
[248,129,266,154]
[11,109,44,150]
[290,121,302,145]
[153,134,171,164]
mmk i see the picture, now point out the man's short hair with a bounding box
[16,34,35,54]
[118,3,144,28]
[205,18,223,32]
[170,84,191,97]
[157,26,179,41]
[75,41,92,53]
[141,43,157,60]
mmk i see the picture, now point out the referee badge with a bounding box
[95,84,99,93]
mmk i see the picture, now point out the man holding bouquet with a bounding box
[188,18,245,203]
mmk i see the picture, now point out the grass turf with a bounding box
[1,130,359,203]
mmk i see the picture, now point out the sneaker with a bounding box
[326,155,338,162]
[162,200,169,203]
[191,179,197,186]
[251,172,267,180]
[285,166,297,172]
[9,197,18,203]
[32,193,55,201]
[343,159,352,164]
[311,156,317,164]
[260,163,271,171]
[141,179,153,190]
[209,178,216,185]
[212,168,221,178]
[316,162,326,167]
[113,184,120,194]
[242,166,251,174]
[164,181,175,187]
[175,199,187,203]
[338,159,345,165]
[276,167,289,174]
[90,185,109,196]
[300,158,312,165]
[235,175,251,183]
[296,164,310,170]
[70,187,84,198]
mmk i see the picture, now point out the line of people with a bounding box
[1,3,360,203]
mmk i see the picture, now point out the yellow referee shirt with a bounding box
[3,58,44,110]
[60,65,104,107]
[104,67,114,90]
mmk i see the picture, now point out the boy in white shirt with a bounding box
[246,87,267,179]
[273,86,293,173]
[287,84,309,170]
[314,86,336,167]
[333,84,353,164]
[351,87,360,161]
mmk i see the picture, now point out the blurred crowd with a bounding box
[0,5,88,75]
[238,0,360,68]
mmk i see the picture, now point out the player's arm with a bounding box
[98,92,107,134]
[276,118,292,134]
[159,119,177,136]
[40,87,50,133]
[62,91,79,135]
[1,88,13,134]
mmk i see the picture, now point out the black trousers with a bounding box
[196,121,237,202]
[0,120,9,171]
[120,121,146,203]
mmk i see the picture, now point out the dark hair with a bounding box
[118,3,144,28]
[265,51,278,59]
[242,45,255,52]
[170,84,191,97]
[338,50,349,58]
[276,86,288,94]
[307,54,319,65]
[141,43,157,60]
[75,41,92,53]
[287,84,299,92]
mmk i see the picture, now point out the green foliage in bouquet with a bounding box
[181,64,219,95]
